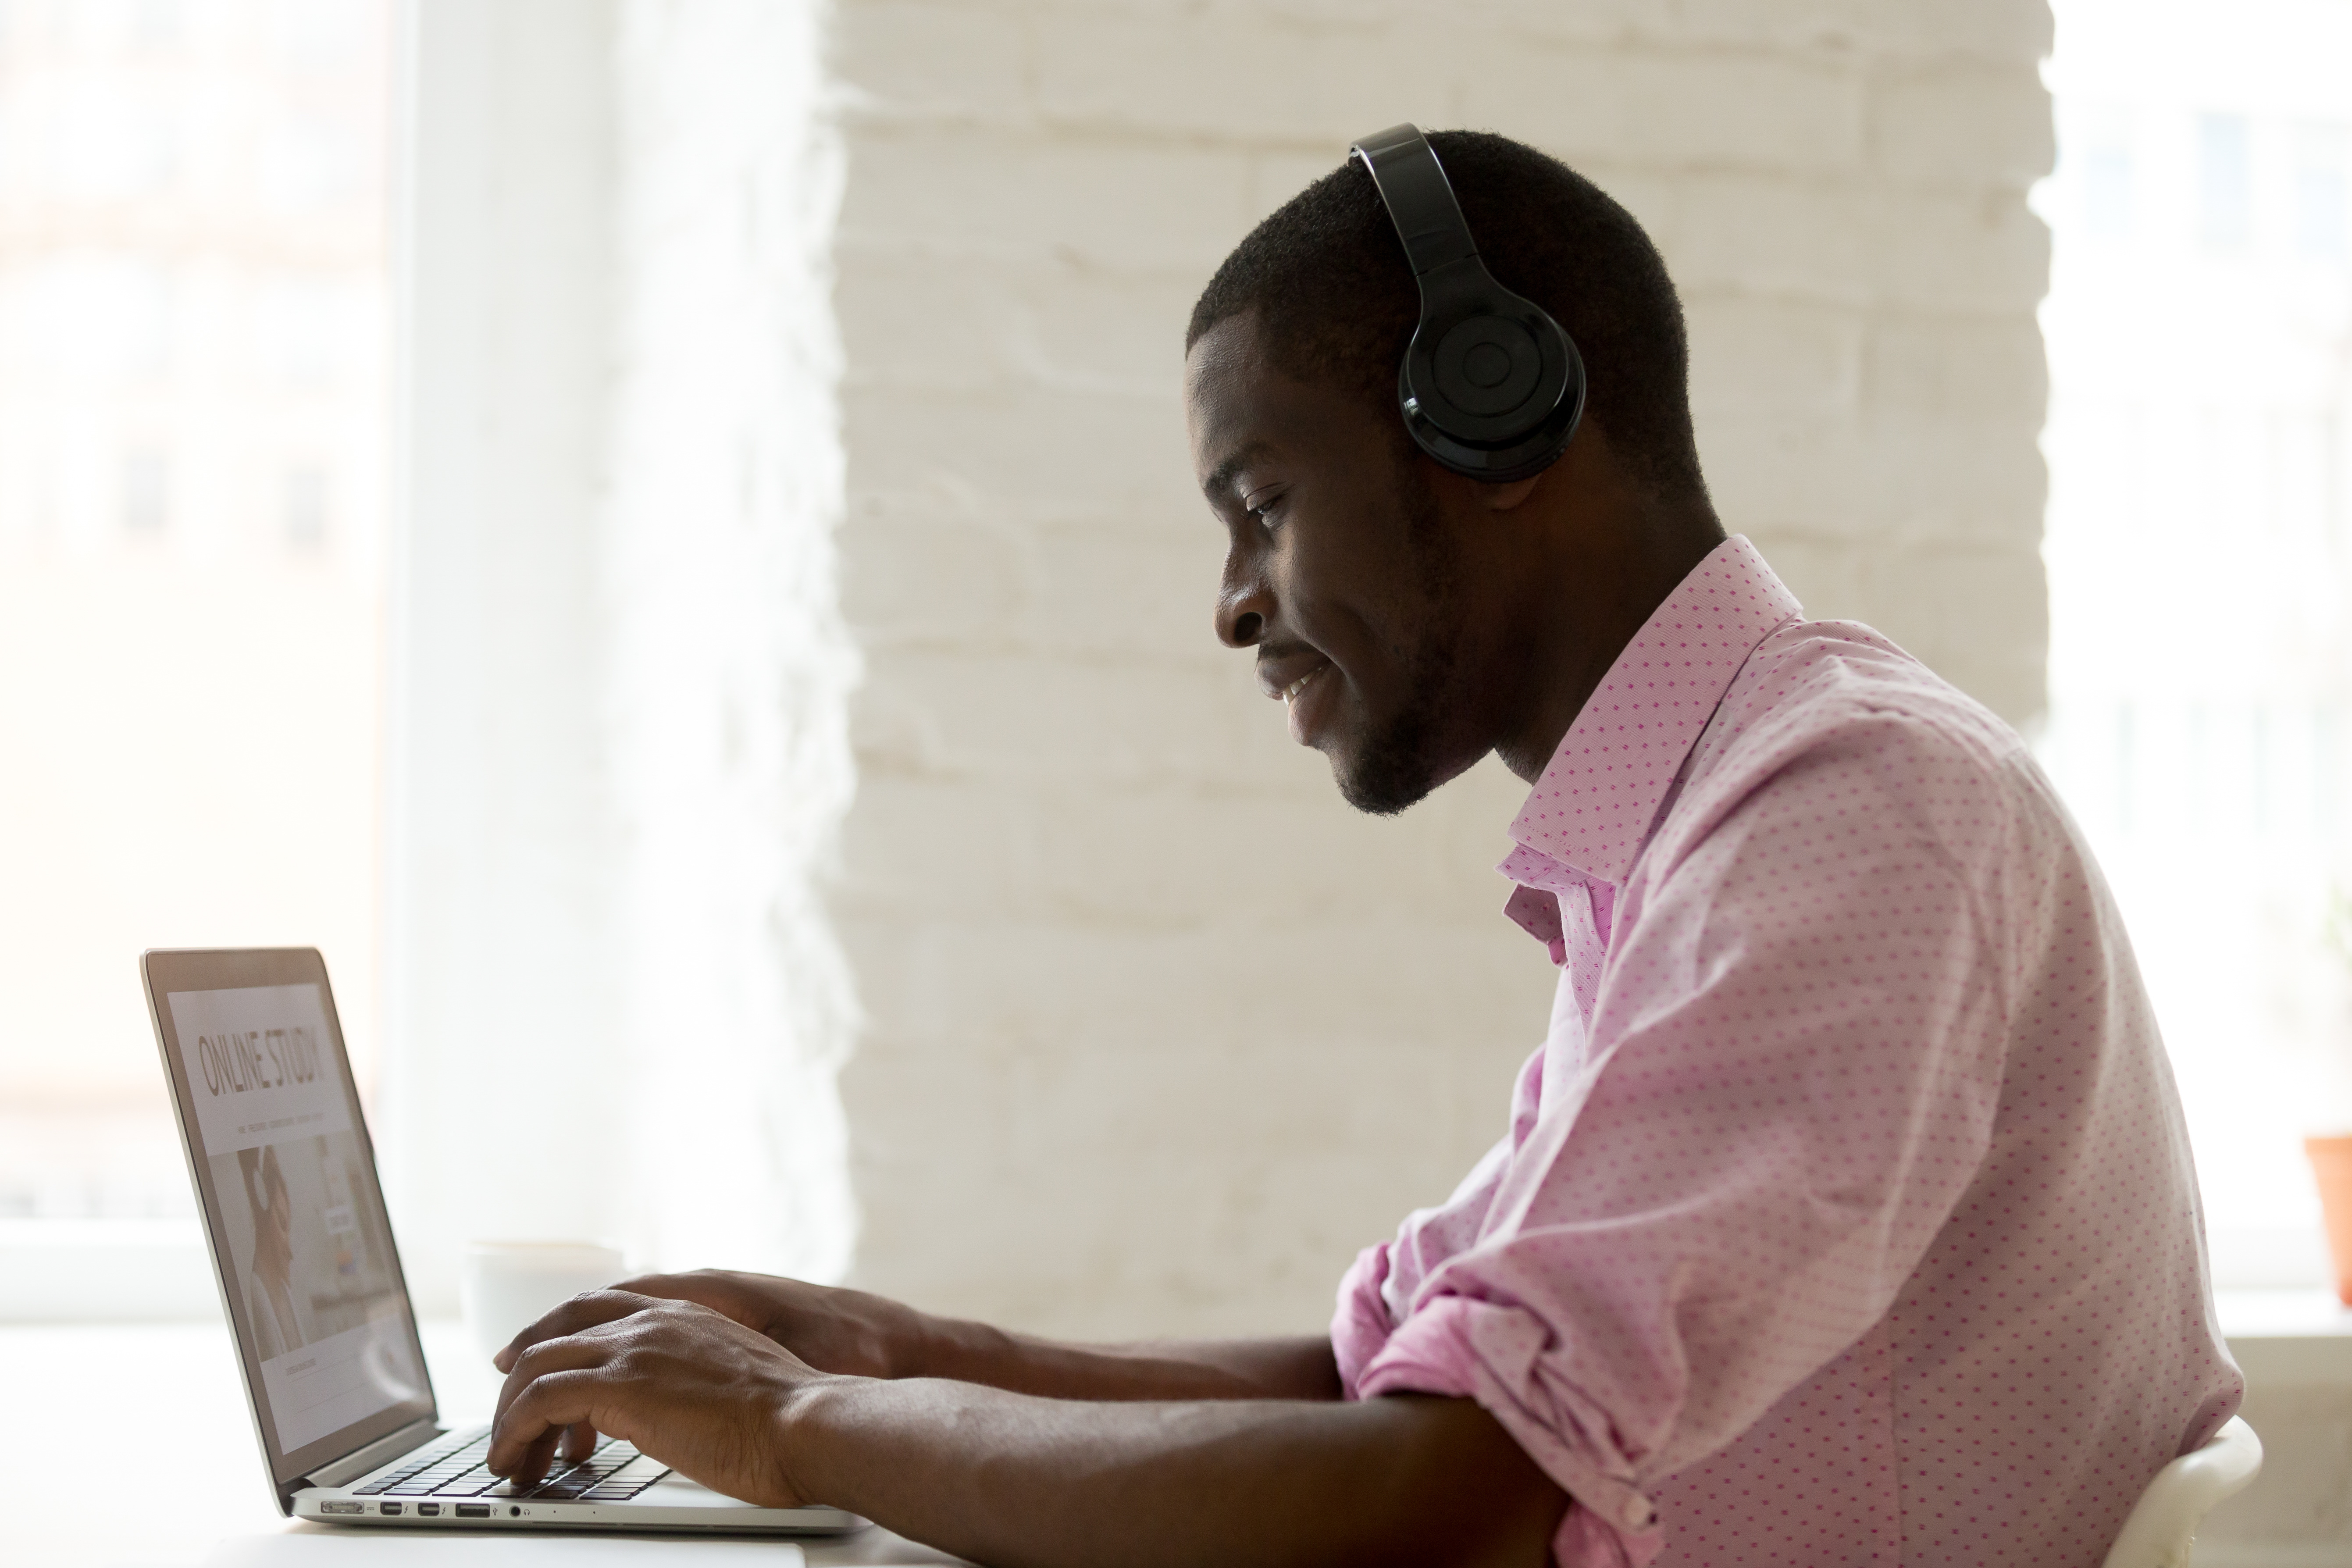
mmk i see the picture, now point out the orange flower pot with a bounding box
[2306,1136,2352,1305]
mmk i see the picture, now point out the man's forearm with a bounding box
[783,1376,1564,1568]
[906,1317,1343,1402]
[593,1271,1340,1402]
[481,1293,1558,1565]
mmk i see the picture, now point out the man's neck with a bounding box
[1493,503,1727,786]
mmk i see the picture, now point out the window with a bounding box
[2198,112,2254,250]
[2040,0,2352,1286]
[0,2,391,1262]
[2079,109,2136,240]
[2297,123,2346,259]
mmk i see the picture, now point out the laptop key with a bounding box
[583,1473,670,1501]
[581,1456,672,1500]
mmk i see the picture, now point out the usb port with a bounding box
[379,1502,403,1516]
[319,1501,363,1516]
[454,1504,491,1518]
[417,1503,441,1517]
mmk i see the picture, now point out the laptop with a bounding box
[144,945,862,1535]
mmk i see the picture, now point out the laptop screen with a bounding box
[148,950,434,1485]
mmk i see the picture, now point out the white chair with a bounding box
[2100,1416,2263,1568]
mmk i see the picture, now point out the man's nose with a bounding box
[1215,549,1272,649]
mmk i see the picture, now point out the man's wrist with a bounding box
[769,1369,856,1509]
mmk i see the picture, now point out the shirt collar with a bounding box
[1502,535,1801,889]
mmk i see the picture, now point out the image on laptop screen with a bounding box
[167,980,428,1455]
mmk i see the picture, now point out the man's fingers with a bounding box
[493,1289,656,1374]
[507,1425,566,1487]
[488,1367,612,1478]
[559,1420,602,1463]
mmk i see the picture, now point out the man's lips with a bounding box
[1255,649,1330,702]
[1256,651,1337,746]
[1283,663,1337,745]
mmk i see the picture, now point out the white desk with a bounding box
[4,1322,963,1568]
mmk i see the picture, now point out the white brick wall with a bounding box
[827,0,2055,1337]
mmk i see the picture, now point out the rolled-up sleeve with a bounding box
[1331,1241,1397,1394]
[1353,726,2015,1567]
[1334,1047,1546,1396]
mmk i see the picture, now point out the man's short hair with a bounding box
[1187,130,1707,500]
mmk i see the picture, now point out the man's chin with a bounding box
[1330,746,1443,818]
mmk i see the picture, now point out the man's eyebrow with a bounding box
[1200,442,1273,502]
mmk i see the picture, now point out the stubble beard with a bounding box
[1333,463,1469,817]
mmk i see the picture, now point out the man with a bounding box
[488,131,2242,1567]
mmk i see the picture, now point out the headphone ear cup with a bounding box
[1429,316,1545,419]
[1398,316,1585,484]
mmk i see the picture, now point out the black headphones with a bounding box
[1350,125,1585,482]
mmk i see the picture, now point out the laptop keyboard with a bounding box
[352,1430,672,1502]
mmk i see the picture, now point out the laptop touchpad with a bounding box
[639,1475,755,1508]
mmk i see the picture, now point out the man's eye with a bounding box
[1247,496,1285,530]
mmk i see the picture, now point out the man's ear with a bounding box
[1482,474,1543,512]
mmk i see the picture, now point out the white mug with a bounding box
[460,1240,629,1365]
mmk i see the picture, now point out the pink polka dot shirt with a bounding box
[1332,537,2242,1568]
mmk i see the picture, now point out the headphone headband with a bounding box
[1350,125,1479,276]
[1349,125,1585,482]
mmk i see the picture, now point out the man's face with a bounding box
[1185,314,1495,814]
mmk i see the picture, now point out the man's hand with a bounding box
[487,1290,830,1507]
[504,1269,919,1379]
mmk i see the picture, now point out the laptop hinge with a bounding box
[305,1416,445,1490]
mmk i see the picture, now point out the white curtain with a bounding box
[388,0,855,1310]
[605,0,858,1281]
